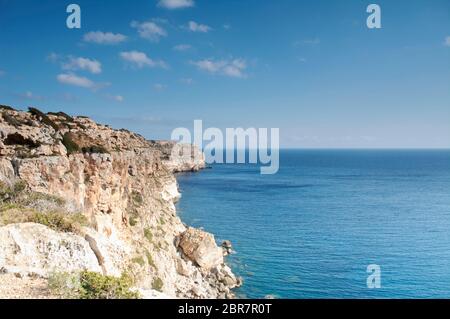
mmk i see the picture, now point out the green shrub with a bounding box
[145,250,156,269]
[0,104,15,111]
[129,216,138,227]
[132,256,145,267]
[1,112,22,127]
[0,180,27,202]
[62,133,80,155]
[152,277,164,292]
[79,271,140,299]
[48,271,140,299]
[131,191,143,206]
[144,228,153,242]
[28,107,60,131]
[30,211,88,233]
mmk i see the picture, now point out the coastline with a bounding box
[0,105,240,299]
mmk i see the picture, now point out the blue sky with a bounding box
[0,0,449,148]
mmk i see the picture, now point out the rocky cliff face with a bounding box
[0,105,240,299]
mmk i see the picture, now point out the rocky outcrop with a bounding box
[0,105,239,299]
[0,223,102,277]
[178,227,224,270]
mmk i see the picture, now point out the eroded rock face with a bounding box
[0,223,101,277]
[0,107,238,299]
[178,227,224,270]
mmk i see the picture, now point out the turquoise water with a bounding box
[176,150,450,298]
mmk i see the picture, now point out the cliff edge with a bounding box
[0,105,240,299]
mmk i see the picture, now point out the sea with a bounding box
[175,150,450,299]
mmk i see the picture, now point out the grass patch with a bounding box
[0,181,88,233]
[30,211,88,233]
[48,271,81,299]
[0,180,27,202]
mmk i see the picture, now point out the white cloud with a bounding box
[188,21,211,33]
[191,58,247,78]
[173,44,192,51]
[120,51,167,69]
[57,73,96,89]
[105,94,124,102]
[62,57,102,74]
[445,36,450,47]
[157,0,194,9]
[83,31,127,45]
[131,20,167,42]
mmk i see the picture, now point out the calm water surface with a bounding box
[176,150,450,298]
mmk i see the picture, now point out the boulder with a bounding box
[178,227,223,270]
[0,223,101,277]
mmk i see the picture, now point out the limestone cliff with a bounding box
[0,105,240,299]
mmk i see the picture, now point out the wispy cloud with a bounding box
[120,51,167,69]
[191,58,247,78]
[105,94,124,102]
[157,0,194,9]
[62,57,102,74]
[131,20,167,42]
[57,73,108,90]
[46,52,61,63]
[173,44,192,51]
[57,73,94,88]
[187,21,211,33]
[16,91,45,101]
[445,36,450,47]
[83,31,127,45]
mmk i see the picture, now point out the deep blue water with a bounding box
[176,150,450,299]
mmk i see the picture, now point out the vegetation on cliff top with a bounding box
[0,180,88,233]
[48,271,140,299]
